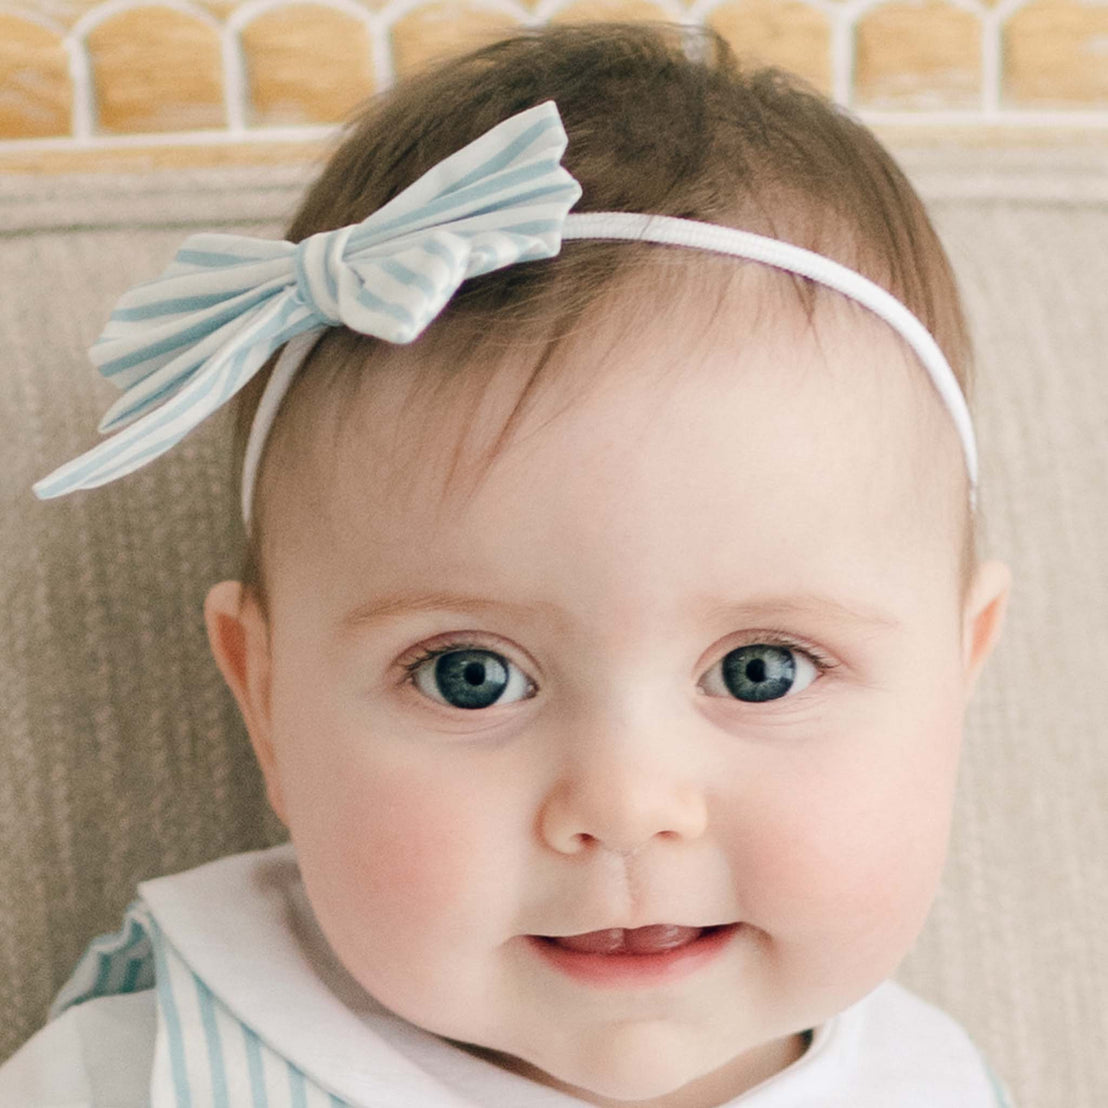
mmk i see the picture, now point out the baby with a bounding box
[3,21,1014,1108]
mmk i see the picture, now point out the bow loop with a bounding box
[33,101,582,500]
[336,229,470,344]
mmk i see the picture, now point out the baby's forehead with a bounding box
[346,272,947,486]
[262,268,967,595]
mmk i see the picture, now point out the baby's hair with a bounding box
[233,21,976,610]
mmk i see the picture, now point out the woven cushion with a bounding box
[1,152,1106,1106]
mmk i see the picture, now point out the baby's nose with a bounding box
[537,728,709,854]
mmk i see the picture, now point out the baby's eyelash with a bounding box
[398,639,497,681]
[397,632,839,688]
[742,630,839,675]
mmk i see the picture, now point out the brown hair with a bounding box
[235,21,976,606]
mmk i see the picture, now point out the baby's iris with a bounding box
[700,642,819,703]
[411,647,534,710]
[719,644,799,702]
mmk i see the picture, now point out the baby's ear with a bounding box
[204,581,286,825]
[960,559,1013,701]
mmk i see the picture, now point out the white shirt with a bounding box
[0,844,1013,1107]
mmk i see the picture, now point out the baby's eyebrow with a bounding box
[339,590,563,633]
[695,594,902,632]
[339,589,900,634]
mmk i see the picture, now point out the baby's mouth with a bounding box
[540,923,719,955]
[527,923,739,985]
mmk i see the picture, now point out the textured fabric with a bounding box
[1,845,1010,1107]
[1,150,1107,1108]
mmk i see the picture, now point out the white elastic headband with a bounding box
[244,212,977,524]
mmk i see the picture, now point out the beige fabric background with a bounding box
[1,150,1106,1105]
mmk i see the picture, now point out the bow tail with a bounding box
[34,295,314,499]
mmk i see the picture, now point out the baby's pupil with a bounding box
[435,650,509,709]
[721,645,796,702]
[745,657,767,683]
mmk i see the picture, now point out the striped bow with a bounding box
[33,101,583,500]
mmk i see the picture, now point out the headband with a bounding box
[32,100,978,522]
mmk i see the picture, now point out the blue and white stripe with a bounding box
[48,898,156,1020]
[52,901,357,1107]
[149,917,354,1108]
[32,100,582,500]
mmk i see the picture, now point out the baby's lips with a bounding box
[546,924,704,954]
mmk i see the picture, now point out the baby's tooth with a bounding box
[624,924,701,953]
[549,924,704,954]
[552,928,626,954]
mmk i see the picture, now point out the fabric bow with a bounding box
[33,101,582,499]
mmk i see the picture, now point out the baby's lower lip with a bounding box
[526,923,739,987]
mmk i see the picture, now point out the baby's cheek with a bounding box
[724,724,960,977]
[346,800,460,917]
[289,757,511,1001]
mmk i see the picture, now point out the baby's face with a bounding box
[225,275,1003,1105]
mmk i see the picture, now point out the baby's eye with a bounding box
[406,645,536,710]
[700,643,821,703]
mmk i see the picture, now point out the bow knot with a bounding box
[33,101,582,500]
[292,226,351,327]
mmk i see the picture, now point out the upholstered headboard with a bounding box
[4,0,1108,173]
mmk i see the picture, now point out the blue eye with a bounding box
[408,646,535,710]
[701,644,820,703]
